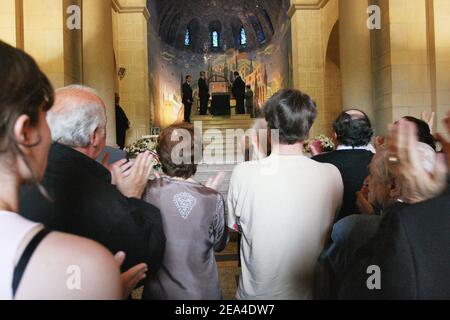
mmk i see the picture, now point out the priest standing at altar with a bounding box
[182,75,193,123]
[198,71,210,115]
[232,71,246,114]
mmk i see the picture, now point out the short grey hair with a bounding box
[47,85,107,148]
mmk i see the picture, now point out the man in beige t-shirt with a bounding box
[227,89,343,300]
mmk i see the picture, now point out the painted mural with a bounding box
[147,3,292,128]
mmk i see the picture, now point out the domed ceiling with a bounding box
[149,0,289,53]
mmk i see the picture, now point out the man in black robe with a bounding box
[198,71,210,115]
[182,75,193,123]
[232,71,246,114]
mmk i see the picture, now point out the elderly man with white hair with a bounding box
[19,86,166,292]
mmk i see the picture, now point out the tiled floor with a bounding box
[216,241,240,300]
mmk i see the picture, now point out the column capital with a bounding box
[112,0,150,20]
[288,0,329,17]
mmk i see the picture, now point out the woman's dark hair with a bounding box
[157,123,201,179]
[0,41,54,155]
[333,110,374,147]
[263,89,317,145]
[402,116,436,150]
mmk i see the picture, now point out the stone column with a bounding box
[0,0,18,46]
[22,0,66,87]
[288,0,326,137]
[112,0,151,145]
[83,0,117,146]
[339,0,374,121]
[432,0,450,133]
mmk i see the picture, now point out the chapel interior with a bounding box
[1,0,449,300]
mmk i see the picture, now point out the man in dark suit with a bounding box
[232,71,246,114]
[19,86,166,275]
[198,71,209,115]
[245,85,254,117]
[115,94,130,149]
[182,75,193,123]
[313,110,374,221]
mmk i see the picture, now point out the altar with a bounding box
[209,79,232,116]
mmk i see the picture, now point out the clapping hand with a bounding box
[205,171,226,192]
[309,140,323,157]
[114,252,148,299]
[356,177,375,215]
[374,136,386,151]
[435,111,450,169]
[388,119,447,204]
[421,111,435,133]
[112,151,154,199]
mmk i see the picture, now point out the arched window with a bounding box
[184,29,190,47]
[212,31,220,48]
[240,27,247,46]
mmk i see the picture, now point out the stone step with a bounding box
[192,115,252,121]
[202,133,254,140]
[195,173,232,184]
[190,116,252,205]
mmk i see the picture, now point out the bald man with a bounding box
[19,85,166,275]
[313,109,375,221]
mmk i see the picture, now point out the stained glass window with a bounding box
[212,31,219,48]
[240,27,247,46]
[184,29,190,47]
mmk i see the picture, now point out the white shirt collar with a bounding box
[337,144,376,153]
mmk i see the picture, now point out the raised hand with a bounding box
[205,171,226,191]
[388,119,447,204]
[114,252,148,299]
[114,151,154,199]
[309,140,323,156]
[109,159,129,185]
[356,177,375,215]
[421,110,435,133]
[374,136,386,151]
[435,111,450,168]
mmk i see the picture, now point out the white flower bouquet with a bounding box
[124,137,162,171]
[304,134,335,154]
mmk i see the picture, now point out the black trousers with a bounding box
[236,96,245,114]
[200,97,209,115]
[183,102,192,122]
[116,130,126,149]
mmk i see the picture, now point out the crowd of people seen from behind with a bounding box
[1,41,449,300]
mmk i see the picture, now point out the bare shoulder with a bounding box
[15,232,122,300]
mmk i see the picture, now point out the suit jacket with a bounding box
[338,188,450,299]
[245,90,254,107]
[198,77,209,98]
[115,104,130,132]
[182,82,193,105]
[232,76,246,98]
[19,143,166,273]
[313,149,374,221]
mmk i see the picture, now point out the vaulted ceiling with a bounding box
[148,0,289,53]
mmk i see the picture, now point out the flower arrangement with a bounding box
[304,134,335,154]
[124,137,162,171]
